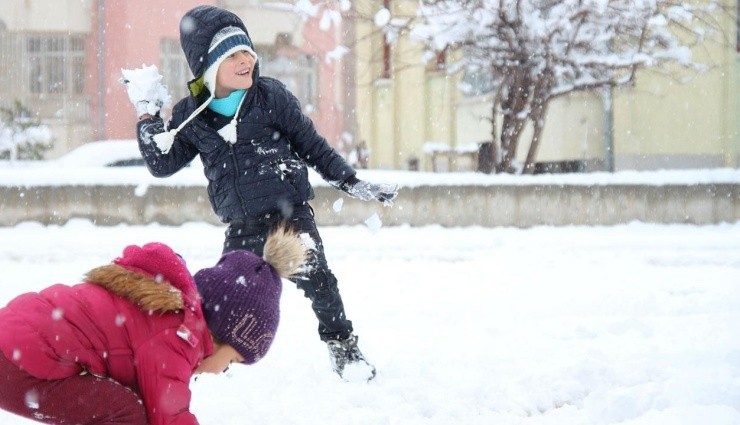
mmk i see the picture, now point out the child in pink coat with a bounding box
[0,226,304,424]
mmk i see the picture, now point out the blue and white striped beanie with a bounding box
[153,26,258,151]
[202,26,258,94]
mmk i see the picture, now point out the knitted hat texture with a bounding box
[114,242,193,295]
[194,251,282,364]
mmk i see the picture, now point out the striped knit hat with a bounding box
[153,20,258,152]
[202,26,257,96]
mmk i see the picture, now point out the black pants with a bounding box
[223,204,353,342]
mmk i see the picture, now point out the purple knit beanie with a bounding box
[194,250,282,364]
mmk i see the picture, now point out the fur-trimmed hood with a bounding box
[83,241,200,313]
[84,264,185,312]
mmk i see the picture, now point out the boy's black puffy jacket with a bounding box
[135,5,355,223]
[136,77,356,223]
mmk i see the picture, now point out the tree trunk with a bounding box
[522,101,549,174]
[499,68,531,173]
[488,96,499,174]
[522,76,553,174]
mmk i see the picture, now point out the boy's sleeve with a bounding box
[136,103,199,178]
[274,84,356,184]
[135,331,201,425]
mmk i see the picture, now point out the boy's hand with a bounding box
[340,176,399,206]
[120,64,172,118]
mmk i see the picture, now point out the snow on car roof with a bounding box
[53,139,143,167]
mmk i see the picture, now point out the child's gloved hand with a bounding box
[120,65,172,118]
[340,176,399,206]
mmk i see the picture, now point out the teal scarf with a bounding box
[208,89,246,116]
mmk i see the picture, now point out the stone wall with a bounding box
[1,183,737,227]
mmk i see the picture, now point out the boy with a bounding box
[0,226,305,424]
[124,5,397,380]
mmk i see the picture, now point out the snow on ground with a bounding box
[0,220,738,424]
[2,151,740,188]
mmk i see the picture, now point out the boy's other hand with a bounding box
[340,177,399,206]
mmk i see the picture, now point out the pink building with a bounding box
[298,9,353,154]
[97,0,210,142]
[0,0,348,157]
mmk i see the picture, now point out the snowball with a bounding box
[295,0,319,17]
[333,198,344,213]
[364,213,382,233]
[300,233,317,251]
[374,8,391,27]
[120,64,172,113]
[180,16,196,35]
[24,389,39,409]
[134,183,149,197]
[339,0,352,12]
[342,360,376,382]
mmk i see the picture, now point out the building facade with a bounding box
[350,0,739,172]
[1,0,737,170]
[0,0,347,158]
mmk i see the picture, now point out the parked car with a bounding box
[53,140,202,168]
[53,140,146,167]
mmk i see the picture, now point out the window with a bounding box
[26,35,85,95]
[460,68,494,97]
[160,38,192,100]
[259,50,318,110]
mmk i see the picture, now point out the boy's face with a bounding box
[215,50,257,98]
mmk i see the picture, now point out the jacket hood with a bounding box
[84,264,185,312]
[179,5,260,97]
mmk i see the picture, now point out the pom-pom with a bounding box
[218,119,238,144]
[153,130,176,154]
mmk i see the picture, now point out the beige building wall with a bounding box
[352,0,738,172]
[353,0,381,166]
[225,0,305,46]
[612,40,738,170]
[0,0,92,32]
[736,57,740,166]
[424,72,457,168]
[391,4,426,170]
[612,0,738,170]
[455,93,605,166]
[455,95,493,146]
[372,80,395,167]
[354,0,460,170]
[537,93,606,164]
[353,0,609,171]
[0,0,94,157]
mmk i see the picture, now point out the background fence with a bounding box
[1,183,737,227]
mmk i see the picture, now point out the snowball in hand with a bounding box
[121,64,172,116]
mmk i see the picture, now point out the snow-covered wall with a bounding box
[1,182,737,227]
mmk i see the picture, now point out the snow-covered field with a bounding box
[0,220,738,424]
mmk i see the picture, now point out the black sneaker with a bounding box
[326,334,377,382]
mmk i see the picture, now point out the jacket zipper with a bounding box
[228,143,249,217]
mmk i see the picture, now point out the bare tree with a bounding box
[408,0,732,173]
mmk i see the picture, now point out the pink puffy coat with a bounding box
[0,243,214,425]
